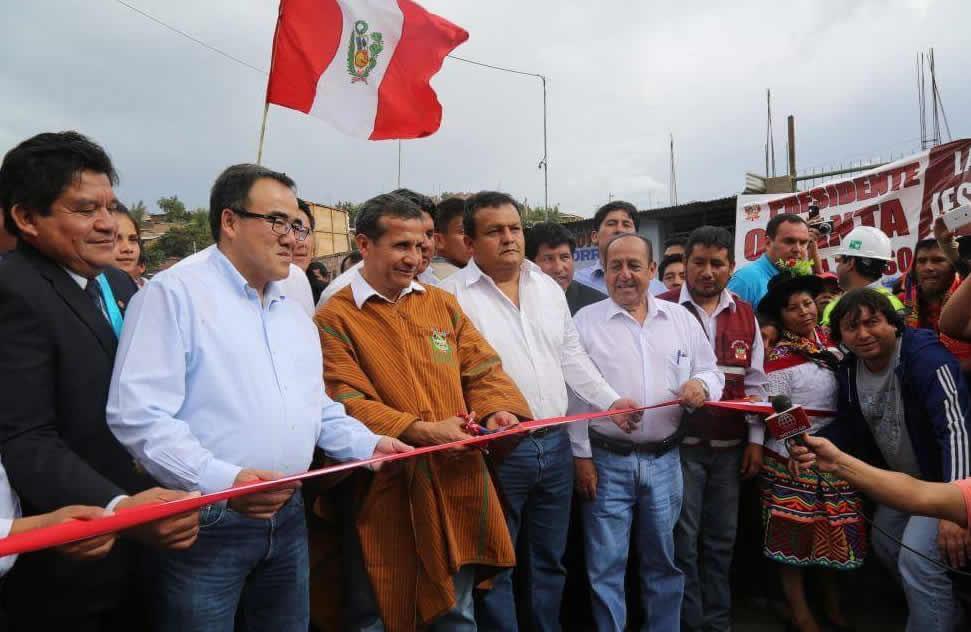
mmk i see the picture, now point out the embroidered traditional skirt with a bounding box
[759,450,867,569]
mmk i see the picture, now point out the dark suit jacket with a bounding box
[565,280,606,316]
[0,242,153,620]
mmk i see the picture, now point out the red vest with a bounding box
[657,288,756,443]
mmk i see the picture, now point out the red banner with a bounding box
[735,139,971,279]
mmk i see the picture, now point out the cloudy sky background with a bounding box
[1,0,967,217]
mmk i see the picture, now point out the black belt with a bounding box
[589,427,684,457]
[530,425,562,438]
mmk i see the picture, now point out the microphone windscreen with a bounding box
[765,404,812,442]
[770,394,793,413]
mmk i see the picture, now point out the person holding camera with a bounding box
[819,225,904,326]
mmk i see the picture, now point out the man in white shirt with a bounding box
[107,164,410,632]
[316,189,438,308]
[571,233,723,632]
[657,226,767,632]
[442,192,637,632]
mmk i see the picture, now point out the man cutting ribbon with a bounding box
[106,164,409,632]
[569,232,724,632]
[315,193,532,632]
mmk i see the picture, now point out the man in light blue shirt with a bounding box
[107,164,410,632]
[727,213,811,308]
[574,200,667,296]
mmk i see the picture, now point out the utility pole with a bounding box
[787,115,796,180]
[669,134,678,206]
[396,140,402,188]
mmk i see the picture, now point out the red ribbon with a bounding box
[0,399,833,556]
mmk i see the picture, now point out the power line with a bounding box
[445,54,544,79]
[111,0,552,206]
[114,0,268,75]
[112,1,546,83]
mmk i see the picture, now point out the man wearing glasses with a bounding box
[107,163,411,632]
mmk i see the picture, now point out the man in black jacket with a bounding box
[0,131,200,631]
[526,221,605,315]
[828,288,971,631]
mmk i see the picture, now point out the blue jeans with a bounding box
[155,493,309,632]
[476,428,573,632]
[582,445,684,632]
[674,445,743,632]
[872,505,959,632]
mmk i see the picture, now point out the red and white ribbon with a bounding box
[0,399,832,556]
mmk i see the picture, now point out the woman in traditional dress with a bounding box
[757,267,867,632]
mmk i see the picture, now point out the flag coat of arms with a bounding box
[266,0,468,140]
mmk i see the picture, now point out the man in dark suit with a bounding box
[0,131,200,631]
[526,221,606,315]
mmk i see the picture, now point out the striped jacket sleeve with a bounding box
[918,345,971,482]
[316,309,420,438]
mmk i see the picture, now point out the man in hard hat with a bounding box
[820,225,905,326]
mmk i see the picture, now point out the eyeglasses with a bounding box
[230,208,311,241]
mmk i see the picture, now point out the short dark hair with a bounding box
[435,197,466,234]
[209,164,296,242]
[756,310,779,331]
[111,201,142,241]
[307,259,330,278]
[829,288,905,344]
[593,201,640,232]
[0,131,118,238]
[463,191,521,239]
[845,255,887,281]
[914,237,945,257]
[390,188,436,221]
[355,192,424,241]
[663,235,687,251]
[340,250,363,272]
[766,213,807,239]
[297,198,315,230]
[658,253,684,279]
[602,232,654,264]
[526,222,576,260]
[684,225,734,263]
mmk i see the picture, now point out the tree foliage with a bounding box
[335,201,361,226]
[157,195,189,222]
[128,200,147,226]
[522,204,565,228]
[149,222,213,261]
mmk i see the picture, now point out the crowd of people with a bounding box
[0,130,970,632]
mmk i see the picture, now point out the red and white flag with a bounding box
[265,0,468,140]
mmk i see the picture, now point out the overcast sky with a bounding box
[1,0,968,217]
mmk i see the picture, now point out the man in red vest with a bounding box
[658,225,768,632]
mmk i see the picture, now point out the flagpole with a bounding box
[397,140,402,187]
[256,102,270,165]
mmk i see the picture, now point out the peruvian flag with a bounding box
[265,0,468,140]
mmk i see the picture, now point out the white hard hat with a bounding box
[835,225,893,261]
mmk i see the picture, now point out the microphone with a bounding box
[765,395,812,445]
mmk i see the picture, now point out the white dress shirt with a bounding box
[349,267,425,308]
[441,259,619,421]
[277,264,315,317]
[672,285,768,444]
[0,458,21,576]
[107,245,379,494]
[317,260,438,309]
[179,251,316,319]
[316,260,363,308]
[569,295,724,457]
